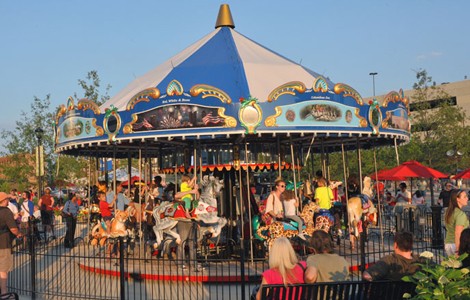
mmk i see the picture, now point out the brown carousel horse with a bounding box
[256,201,322,249]
[347,196,377,250]
[90,209,132,246]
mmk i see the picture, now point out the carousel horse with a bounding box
[90,209,131,247]
[256,201,320,249]
[347,196,377,250]
[152,175,227,248]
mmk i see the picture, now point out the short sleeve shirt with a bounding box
[445,208,470,244]
[306,253,350,282]
[0,207,17,249]
[314,187,333,209]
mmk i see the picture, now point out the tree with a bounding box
[0,71,110,191]
[75,70,112,106]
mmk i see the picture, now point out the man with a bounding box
[62,194,80,248]
[0,192,22,294]
[305,230,350,282]
[8,189,19,209]
[395,182,411,204]
[438,182,453,208]
[363,231,425,281]
[38,187,56,238]
[417,179,427,199]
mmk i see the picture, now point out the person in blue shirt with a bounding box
[106,182,130,213]
[63,194,80,248]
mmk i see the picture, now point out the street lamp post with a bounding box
[369,72,378,97]
[35,127,44,200]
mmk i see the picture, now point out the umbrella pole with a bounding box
[277,136,282,179]
[290,138,299,212]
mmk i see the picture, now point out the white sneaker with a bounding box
[298,233,306,241]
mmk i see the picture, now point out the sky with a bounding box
[1,0,469,141]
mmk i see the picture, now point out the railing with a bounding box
[8,205,446,300]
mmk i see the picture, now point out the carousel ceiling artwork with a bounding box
[54,4,411,160]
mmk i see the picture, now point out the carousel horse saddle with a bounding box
[315,209,334,223]
[281,220,306,231]
[359,194,371,209]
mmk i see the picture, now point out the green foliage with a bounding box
[75,70,112,106]
[402,253,470,300]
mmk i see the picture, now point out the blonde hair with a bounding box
[281,190,296,201]
[268,237,299,286]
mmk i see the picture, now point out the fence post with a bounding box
[119,237,126,300]
[360,220,366,273]
[29,219,36,300]
[431,205,443,248]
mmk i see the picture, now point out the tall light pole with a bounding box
[369,72,378,97]
[35,127,44,200]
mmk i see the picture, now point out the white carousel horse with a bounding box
[152,175,227,248]
[197,175,227,237]
[347,197,377,250]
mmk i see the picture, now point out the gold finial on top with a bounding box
[215,4,235,29]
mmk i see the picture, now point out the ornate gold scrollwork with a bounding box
[123,114,139,134]
[267,81,306,102]
[92,119,104,136]
[55,104,67,125]
[218,108,237,127]
[190,84,232,103]
[264,106,282,127]
[78,98,101,114]
[239,97,262,134]
[313,76,329,93]
[334,83,364,105]
[355,108,367,127]
[126,88,160,111]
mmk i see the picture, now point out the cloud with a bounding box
[416,51,443,61]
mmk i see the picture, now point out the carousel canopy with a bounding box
[54,4,410,163]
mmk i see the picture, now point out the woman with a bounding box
[265,179,285,222]
[444,189,469,256]
[256,237,307,300]
[412,190,425,205]
[458,228,470,268]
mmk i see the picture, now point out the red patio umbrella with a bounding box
[121,175,141,187]
[385,160,448,179]
[454,167,470,179]
[370,168,406,181]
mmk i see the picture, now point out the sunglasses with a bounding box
[278,185,286,188]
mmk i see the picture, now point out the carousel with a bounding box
[54,4,411,278]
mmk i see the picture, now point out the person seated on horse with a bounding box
[180,175,198,211]
[265,179,285,221]
[281,186,306,241]
[314,178,333,211]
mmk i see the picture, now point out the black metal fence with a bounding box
[8,204,448,300]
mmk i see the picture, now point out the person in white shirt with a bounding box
[396,182,411,204]
[281,187,306,241]
[412,190,425,205]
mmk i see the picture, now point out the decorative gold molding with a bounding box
[67,96,75,111]
[382,111,391,128]
[55,105,67,125]
[368,99,382,135]
[103,110,121,142]
[381,91,401,107]
[123,114,139,134]
[167,80,184,96]
[92,119,104,136]
[334,83,364,105]
[239,97,262,134]
[190,84,232,103]
[126,88,160,111]
[267,81,306,102]
[355,108,367,127]
[77,98,101,114]
[313,76,329,93]
[264,106,282,127]
[218,108,237,127]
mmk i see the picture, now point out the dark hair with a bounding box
[97,191,106,198]
[310,230,334,254]
[394,231,413,252]
[399,182,407,189]
[23,190,31,200]
[154,176,162,185]
[315,170,323,178]
[445,189,466,224]
[414,190,422,198]
[458,228,470,256]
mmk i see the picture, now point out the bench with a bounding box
[258,280,415,300]
[0,292,19,300]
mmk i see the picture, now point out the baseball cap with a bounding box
[0,192,10,202]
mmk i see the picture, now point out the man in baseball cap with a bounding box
[0,191,22,294]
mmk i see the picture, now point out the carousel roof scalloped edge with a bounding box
[54,77,411,154]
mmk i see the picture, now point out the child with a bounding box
[180,175,197,211]
[314,178,333,210]
[282,188,306,240]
